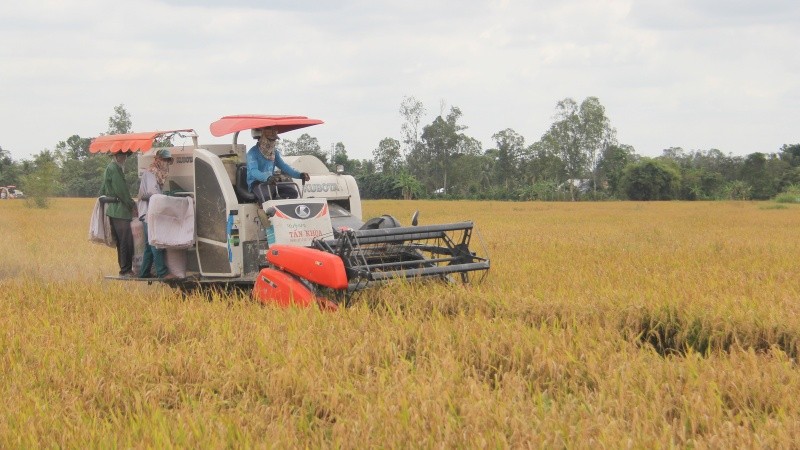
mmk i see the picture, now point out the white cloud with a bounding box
[0,0,798,161]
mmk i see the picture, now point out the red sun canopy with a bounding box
[89,129,195,154]
[209,115,323,137]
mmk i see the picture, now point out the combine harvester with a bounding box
[89,115,489,309]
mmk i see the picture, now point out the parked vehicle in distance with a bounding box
[1,186,23,199]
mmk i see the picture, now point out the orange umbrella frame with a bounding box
[89,129,196,154]
[209,115,323,137]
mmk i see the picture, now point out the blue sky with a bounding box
[1,0,798,161]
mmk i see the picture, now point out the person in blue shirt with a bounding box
[246,127,310,203]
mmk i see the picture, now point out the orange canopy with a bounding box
[209,115,323,137]
[89,129,194,154]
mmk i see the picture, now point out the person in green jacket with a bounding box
[101,151,138,276]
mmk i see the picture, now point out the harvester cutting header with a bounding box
[89,114,489,309]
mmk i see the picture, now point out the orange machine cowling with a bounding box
[266,245,348,290]
[253,268,316,308]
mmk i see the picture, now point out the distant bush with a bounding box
[720,180,753,200]
[21,160,59,209]
[622,158,681,200]
[774,185,800,203]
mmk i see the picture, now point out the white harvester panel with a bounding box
[194,148,241,277]
[265,198,333,247]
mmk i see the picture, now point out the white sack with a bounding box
[88,198,116,247]
[146,194,195,249]
[165,248,188,278]
[131,218,146,275]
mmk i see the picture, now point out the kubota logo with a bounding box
[295,205,311,219]
[304,183,341,193]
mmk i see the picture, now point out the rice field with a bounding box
[1,198,800,447]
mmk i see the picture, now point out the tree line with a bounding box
[2,100,799,206]
[359,96,800,202]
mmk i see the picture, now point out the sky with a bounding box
[1,0,798,162]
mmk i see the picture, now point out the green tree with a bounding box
[578,97,617,193]
[0,146,21,187]
[419,106,469,194]
[21,150,61,208]
[659,147,741,200]
[108,104,132,135]
[490,128,525,190]
[352,159,376,177]
[406,142,433,193]
[372,138,402,175]
[722,180,753,200]
[739,152,780,200]
[332,142,346,164]
[400,96,431,192]
[447,153,489,197]
[400,96,425,160]
[691,149,739,181]
[596,144,636,197]
[356,173,401,199]
[661,148,741,182]
[97,104,139,196]
[444,136,484,197]
[394,171,424,200]
[278,137,296,155]
[331,142,359,173]
[284,133,328,164]
[56,135,104,197]
[621,158,681,200]
[679,168,724,200]
[539,100,581,200]
[519,141,565,186]
[537,97,618,200]
[779,144,800,167]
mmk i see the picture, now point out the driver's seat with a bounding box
[234,164,257,203]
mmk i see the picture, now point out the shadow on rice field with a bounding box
[629,307,799,358]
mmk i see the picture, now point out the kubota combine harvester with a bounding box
[89,115,489,309]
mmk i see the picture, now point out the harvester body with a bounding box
[89,115,489,308]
